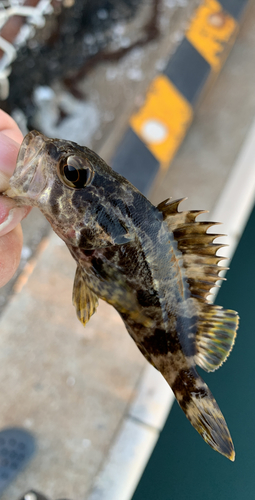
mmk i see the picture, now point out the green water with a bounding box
[132,204,255,500]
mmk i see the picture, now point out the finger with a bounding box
[0,196,31,237]
[0,132,20,183]
[0,110,23,143]
[0,224,23,288]
[0,131,22,195]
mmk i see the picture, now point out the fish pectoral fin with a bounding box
[195,305,239,372]
[73,266,99,326]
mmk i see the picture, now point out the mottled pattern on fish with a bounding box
[6,131,239,461]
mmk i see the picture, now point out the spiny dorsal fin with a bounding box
[157,199,239,372]
[158,198,207,228]
[73,266,99,326]
[157,197,187,216]
[157,198,227,302]
[195,304,239,372]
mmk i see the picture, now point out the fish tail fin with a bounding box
[171,368,235,461]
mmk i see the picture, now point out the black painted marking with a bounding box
[219,0,249,19]
[163,38,211,105]
[111,128,160,195]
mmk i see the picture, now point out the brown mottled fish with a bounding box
[5,131,239,460]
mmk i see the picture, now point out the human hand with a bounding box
[0,110,31,287]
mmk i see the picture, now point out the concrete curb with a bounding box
[111,0,250,195]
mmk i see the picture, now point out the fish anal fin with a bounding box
[73,266,99,326]
[195,305,239,372]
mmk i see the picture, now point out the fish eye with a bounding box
[58,155,93,189]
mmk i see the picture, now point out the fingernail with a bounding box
[0,205,30,237]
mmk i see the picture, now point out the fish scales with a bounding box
[5,131,239,461]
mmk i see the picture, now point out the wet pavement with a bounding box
[0,0,255,499]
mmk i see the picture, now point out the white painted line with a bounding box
[87,366,174,500]
[87,418,159,500]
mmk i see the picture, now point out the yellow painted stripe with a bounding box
[186,0,238,71]
[129,75,193,168]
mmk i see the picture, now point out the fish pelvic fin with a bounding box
[171,368,235,461]
[73,265,99,326]
[195,305,239,372]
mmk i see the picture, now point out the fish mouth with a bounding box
[5,130,49,206]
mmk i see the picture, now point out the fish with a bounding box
[5,130,239,461]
